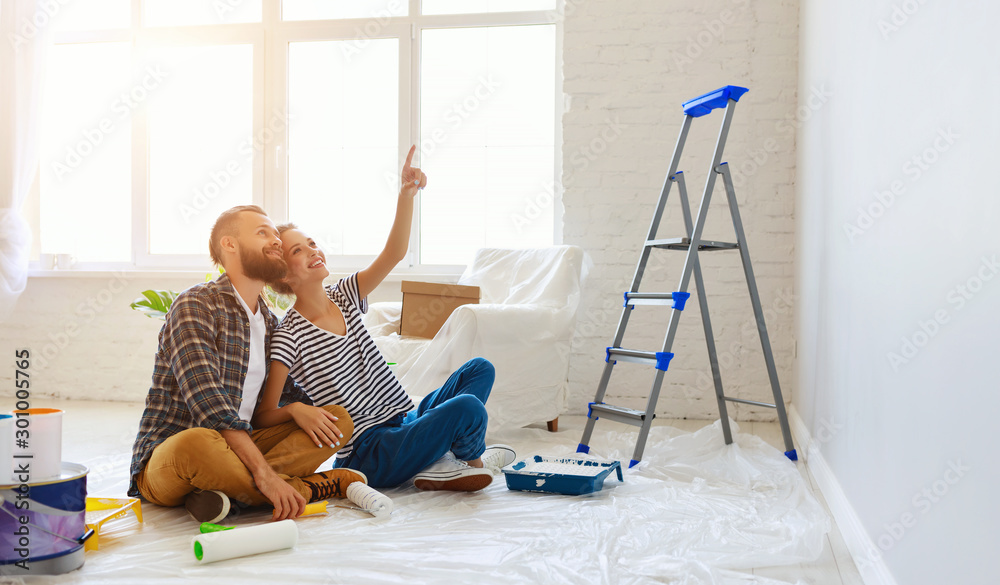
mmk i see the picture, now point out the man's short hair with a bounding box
[208,205,268,266]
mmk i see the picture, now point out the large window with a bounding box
[33,1,558,272]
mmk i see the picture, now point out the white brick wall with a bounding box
[0,275,193,404]
[0,274,403,404]
[561,0,799,421]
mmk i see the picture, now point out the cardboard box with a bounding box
[400,281,480,338]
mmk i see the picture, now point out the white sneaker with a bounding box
[482,444,517,473]
[413,452,494,492]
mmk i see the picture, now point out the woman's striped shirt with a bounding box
[270,273,413,459]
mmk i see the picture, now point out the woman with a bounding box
[252,146,515,490]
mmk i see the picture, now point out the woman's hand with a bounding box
[400,145,427,199]
[289,403,345,448]
[357,144,422,297]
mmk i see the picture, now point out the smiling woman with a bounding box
[268,226,318,296]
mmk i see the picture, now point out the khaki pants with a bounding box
[137,405,352,507]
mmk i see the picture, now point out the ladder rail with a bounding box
[718,165,795,454]
[676,173,734,446]
[630,369,665,464]
[643,118,694,247]
[580,114,695,454]
[658,100,737,358]
[632,115,694,291]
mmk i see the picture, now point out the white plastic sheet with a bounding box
[365,246,590,431]
[36,416,829,585]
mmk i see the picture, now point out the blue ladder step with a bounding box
[624,291,690,310]
[606,348,674,371]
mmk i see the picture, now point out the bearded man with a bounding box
[128,205,365,523]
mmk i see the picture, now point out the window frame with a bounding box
[29,0,562,277]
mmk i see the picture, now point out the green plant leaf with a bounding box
[264,286,293,316]
[130,289,179,320]
[206,265,225,282]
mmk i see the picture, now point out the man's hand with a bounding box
[289,403,344,448]
[400,145,427,199]
[255,470,307,521]
[220,429,307,521]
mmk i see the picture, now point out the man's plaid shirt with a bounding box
[128,273,309,497]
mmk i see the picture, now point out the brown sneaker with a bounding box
[301,468,368,501]
[184,489,231,523]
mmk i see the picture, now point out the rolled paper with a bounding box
[345,482,393,518]
[192,519,298,563]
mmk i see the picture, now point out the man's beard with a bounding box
[241,245,287,283]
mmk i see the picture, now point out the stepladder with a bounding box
[577,85,797,468]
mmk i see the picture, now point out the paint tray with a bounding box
[85,497,143,551]
[502,455,623,495]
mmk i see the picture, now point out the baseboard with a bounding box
[788,406,899,585]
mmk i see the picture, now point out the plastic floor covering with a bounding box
[8,416,829,585]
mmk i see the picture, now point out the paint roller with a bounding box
[192,486,393,563]
[273,484,391,518]
[294,483,392,518]
[193,520,298,563]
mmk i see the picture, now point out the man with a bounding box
[128,205,364,523]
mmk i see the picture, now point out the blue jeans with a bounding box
[335,358,495,488]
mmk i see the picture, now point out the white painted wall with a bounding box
[796,1,1000,583]
[561,0,799,420]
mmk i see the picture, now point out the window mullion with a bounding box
[553,8,564,245]
[251,32,267,212]
[264,0,288,223]
[406,1,420,268]
[132,0,149,267]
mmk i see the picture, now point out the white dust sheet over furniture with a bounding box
[364,246,588,431]
[38,418,828,585]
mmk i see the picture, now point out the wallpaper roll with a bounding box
[346,482,393,518]
[193,519,298,563]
